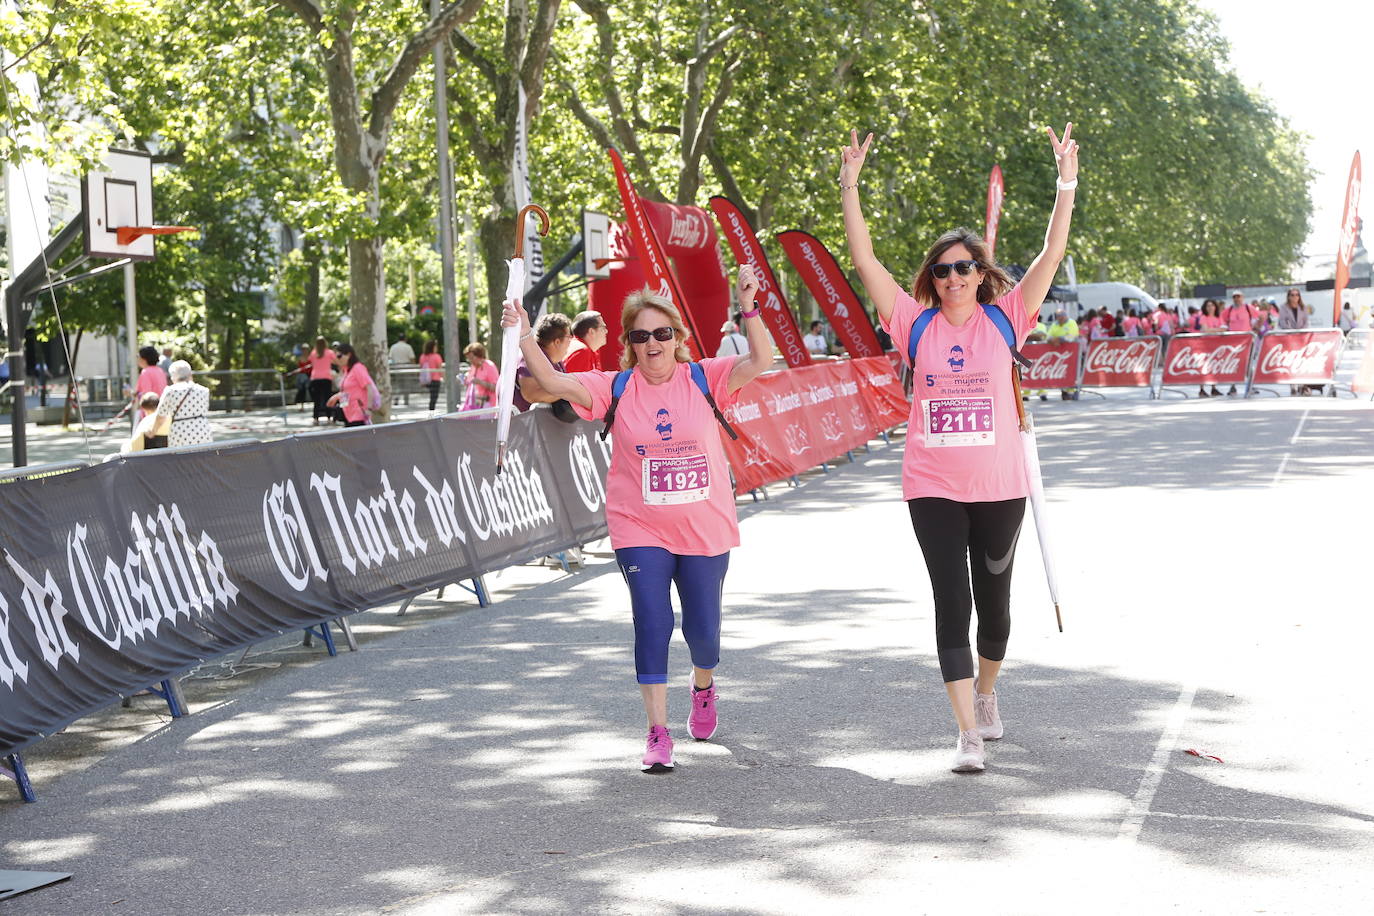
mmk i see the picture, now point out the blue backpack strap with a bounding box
[599,369,635,440]
[689,362,739,441]
[908,303,1029,370]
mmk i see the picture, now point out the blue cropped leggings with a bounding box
[614,546,730,685]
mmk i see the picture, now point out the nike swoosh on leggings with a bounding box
[984,543,1015,576]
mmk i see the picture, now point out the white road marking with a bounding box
[1269,406,1311,487]
[1117,681,1197,845]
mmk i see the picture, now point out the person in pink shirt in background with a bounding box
[134,346,167,402]
[842,122,1079,774]
[327,343,376,427]
[304,336,338,424]
[418,339,444,411]
[460,342,498,411]
[502,265,773,774]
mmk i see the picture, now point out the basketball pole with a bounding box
[124,261,138,429]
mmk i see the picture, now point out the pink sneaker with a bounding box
[688,682,718,740]
[641,725,675,772]
[975,690,1003,740]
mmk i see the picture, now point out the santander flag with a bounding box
[608,148,703,359]
[775,229,883,358]
[708,196,812,367]
[1333,151,1361,327]
[986,165,1005,257]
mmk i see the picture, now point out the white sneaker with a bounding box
[952,730,985,773]
[975,691,1004,740]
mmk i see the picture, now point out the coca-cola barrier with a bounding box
[1082,337,1162,388]
[1250,329,1345,386]
[1161,332,1255,387]
[1021,341,1082,389]
[721,356,908,494]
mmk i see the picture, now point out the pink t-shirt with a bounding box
[136,365,167,399]
[462,359,499,410]
[1198,314,1223,330]
[1222,304,1257,331]
[571,358,739,556]
[307,349,337,380]
[1121,316,1140,337]
[1153,311,1175,334]
[339,362,374,423]
[881,286,1033,503]
[419,352,442,383]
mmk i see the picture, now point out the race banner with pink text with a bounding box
[1250,329,1344,386]
[1021,341,1081,389]
[708,197,812,368]
[1081,337,1162,388]
[1161,333,1255,386]
[775,230,884,358]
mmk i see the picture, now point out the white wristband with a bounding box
[519,330,533,342]
[1056,178,1078,191]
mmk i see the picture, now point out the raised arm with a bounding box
[1018,123,1079,321]
[500,300,593,409]
[727,264,774,393]
[840,130,902,324]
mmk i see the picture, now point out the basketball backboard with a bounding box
[582,208,611,279]
[83,148,155,261]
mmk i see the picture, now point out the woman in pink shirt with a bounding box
[326,343,375,427]
[305,336,338,424]
[841,123,1079,773]
[418,339,444,411]
[460,343,499,410]
[134,346,167,402]
[502,266,773,773]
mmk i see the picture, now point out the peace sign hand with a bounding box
[839,129,874,186]
[1047,122,1078,183]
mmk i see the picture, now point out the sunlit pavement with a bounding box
[2,392,1373,914]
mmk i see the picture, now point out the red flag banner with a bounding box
[1161,333,1255,386]
[1250,330,1344,386]
[708,197,811,367]
[1081,337,1161,388]
[1021,341,1081,389]
[609,148,703,359]
[775,230,884,358]
[1333,151,1362,326]
[986,164,1005,257]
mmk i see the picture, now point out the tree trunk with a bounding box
[479,209,516,368]
[348,229,390,420]
[302,236,322,344]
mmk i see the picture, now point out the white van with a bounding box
[1058,282,1158,320]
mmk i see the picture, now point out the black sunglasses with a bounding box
[929,260,978,279]
[628,326,675,344]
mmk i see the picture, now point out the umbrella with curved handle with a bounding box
[496,204,550,473]
[1013,370,1063,632]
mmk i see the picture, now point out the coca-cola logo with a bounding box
[1258,340,1337,377]
[667,210,707,249]
[1166,343,1246,376]
[1028,350,1072,380]
[1086,340,1158,375]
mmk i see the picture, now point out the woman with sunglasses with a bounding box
[840,123,1079,773]
[501,266,773,773]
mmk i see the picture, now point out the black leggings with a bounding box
[309,378,333,420]
[908,497,1025,682]
[427,380,441,411]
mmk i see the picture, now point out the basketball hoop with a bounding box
[592,256,632,269]
[115,225,197,246]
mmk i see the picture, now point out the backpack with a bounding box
[907,303,1031,370]
[600,362,738,442]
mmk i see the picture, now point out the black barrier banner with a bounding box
[0,410,609,757]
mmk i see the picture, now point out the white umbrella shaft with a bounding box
[1020,422,1060,606]
[495,257,526,469]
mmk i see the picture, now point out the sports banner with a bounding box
[986,164,1005,257]
[0,410,611,758]
[1333,151,1362,327]
[1161,333,1255,386]
[1021,341,1081,389]
[1250,329,1344,386]
[708,197,811,367]
[720,357,909,494]
[608,148,703,359]
[1081,337,1161,388]
[775,230,884,358]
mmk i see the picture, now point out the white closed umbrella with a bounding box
[1014,374,1063,632]
[496,204,549,474]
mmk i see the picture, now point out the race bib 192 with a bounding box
[642,454,710,505]
[923,397,995,447]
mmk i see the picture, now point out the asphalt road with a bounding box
[3,394,1373,914]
